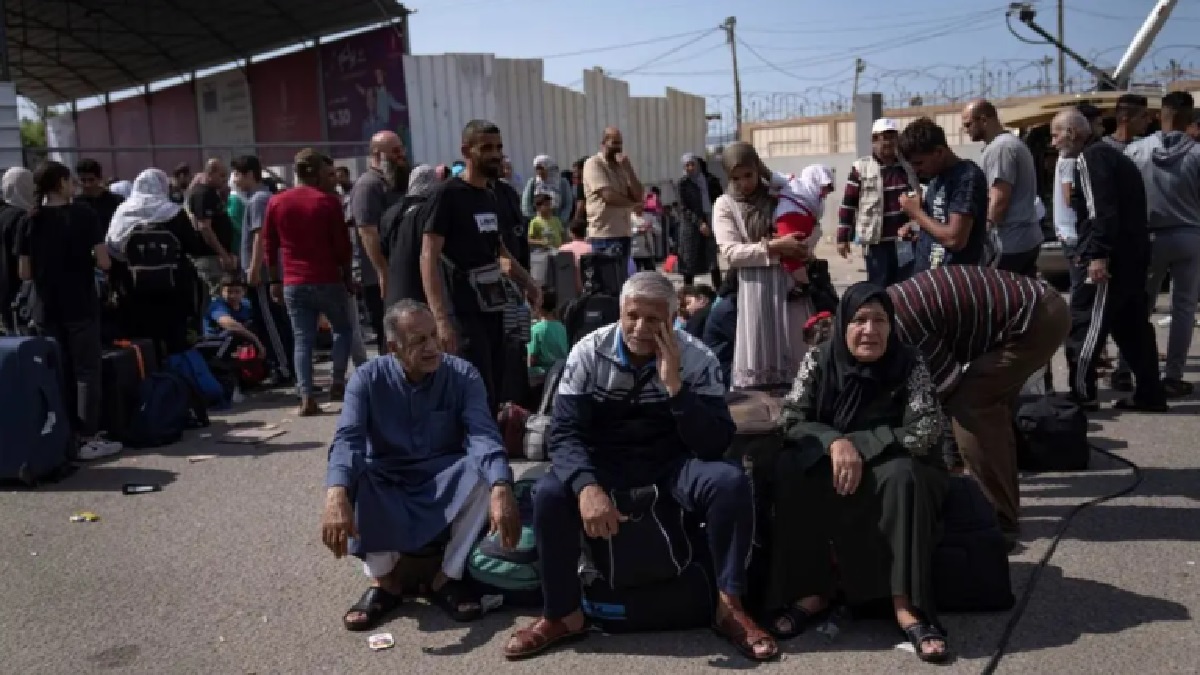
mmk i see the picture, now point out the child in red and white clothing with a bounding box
[774,165,835,287]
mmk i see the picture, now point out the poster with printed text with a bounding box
[194,69,256,162]
[320,26,411,159]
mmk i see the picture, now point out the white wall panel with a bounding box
[493,58,545,184]
[403,53,496,166]
[541,82,589,172]
[400,55,707,191]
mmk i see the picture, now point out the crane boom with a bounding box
[1111,0,1179,87]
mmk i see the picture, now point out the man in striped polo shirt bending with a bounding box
[888,266,1069,546]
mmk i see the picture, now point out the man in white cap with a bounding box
[836,117,922,285]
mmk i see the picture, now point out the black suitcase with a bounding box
[100,347,143,441]
[1014,394,1090,472]
[933,476,1015,612]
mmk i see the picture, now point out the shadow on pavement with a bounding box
[7,464,181,493]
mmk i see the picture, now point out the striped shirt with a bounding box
[836,160,913,243]
[887,266,1046,391]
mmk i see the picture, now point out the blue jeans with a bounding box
[864,241,902,286]
[282,283,354,396]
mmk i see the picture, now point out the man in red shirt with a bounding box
[251,149,355,416]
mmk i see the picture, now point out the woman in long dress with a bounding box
[771,282,949,664]
[676,153,724,286]
[711,143,813,391]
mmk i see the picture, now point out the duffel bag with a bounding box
[1014,394,1090,472]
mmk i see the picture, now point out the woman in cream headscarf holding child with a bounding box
[712,143,823,391]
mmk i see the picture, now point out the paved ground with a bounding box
[3,248,1198,674]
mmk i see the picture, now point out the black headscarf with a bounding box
[814,281,915,432]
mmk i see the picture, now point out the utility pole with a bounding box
[851,58,865,99]
[722,17,743,138]
[1057,0,1066,93]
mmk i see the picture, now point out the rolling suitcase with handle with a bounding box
[0,336,73,484]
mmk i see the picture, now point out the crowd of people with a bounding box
[3,89,1197,665]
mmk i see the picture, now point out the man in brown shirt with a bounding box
[582,127,644,262]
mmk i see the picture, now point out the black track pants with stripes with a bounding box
[1064,269,1165,404]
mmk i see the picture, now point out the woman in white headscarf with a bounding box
[107,168,211,355]
[107,168,188,257]
[1,167,35,333]
[521,155,574,222]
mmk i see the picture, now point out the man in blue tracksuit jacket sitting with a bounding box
[503,271,776,662]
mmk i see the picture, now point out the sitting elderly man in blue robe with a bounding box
[503,271,777,662]
[321,299,521,632]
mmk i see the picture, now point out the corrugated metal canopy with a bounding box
[5,0,410,106]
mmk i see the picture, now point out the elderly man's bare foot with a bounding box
[504,610,589,659]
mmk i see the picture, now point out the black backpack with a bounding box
[1014,395,1090,472]
[586,484,694,591]
[563,291,619,345]
[579,251,628,297]
[125,227,183,292]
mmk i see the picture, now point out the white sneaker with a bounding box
[78,437,123,461]
[231,386,246,404]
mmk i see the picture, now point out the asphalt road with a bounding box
[2,251,1198,674]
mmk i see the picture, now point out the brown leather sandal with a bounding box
[503,617,589,660]
[712,608,779,662]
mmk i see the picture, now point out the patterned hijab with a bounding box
[721,142,777,242]
[407,164,438,198]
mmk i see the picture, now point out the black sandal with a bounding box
[768,602,828,640]
[901,621,950,664]
[430,578,483,623]
[343,586,403,632]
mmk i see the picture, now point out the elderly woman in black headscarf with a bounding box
[676,153,724,286]
[768,282,950,664]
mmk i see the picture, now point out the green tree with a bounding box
[19,107,55,149]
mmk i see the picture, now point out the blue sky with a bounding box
[404,0,1200,109]
[22,0,1200,124]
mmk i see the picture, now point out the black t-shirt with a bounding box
[74,191,123,230]
[16,203,105,324]
[187,183,234,255]
[0,203,28,308]
[422,177,508,314]
[381,194,430,307]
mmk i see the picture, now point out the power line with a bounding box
[563,29,722,88]
[737,38,855,85]
[533,28,720,60]
[738,7,1001,36]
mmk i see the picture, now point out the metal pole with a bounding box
[315,36,329,148]
[1057,0,1065,93]
[722,17,743,139]
[144,84,157,170]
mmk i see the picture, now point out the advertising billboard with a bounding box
[150,83,203,173]
[109,96,152,180]
[320,26,410,158]
[195,69,256,162]
[249,48,323,167]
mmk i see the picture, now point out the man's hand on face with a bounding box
[320,488,357,558]
[654,322,683,397]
